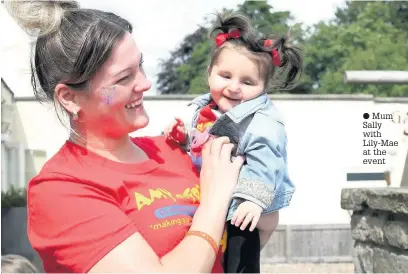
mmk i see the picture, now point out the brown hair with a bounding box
[208,12,303,92]
[5,0,132,113]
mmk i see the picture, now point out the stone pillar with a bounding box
[341,188,408,273]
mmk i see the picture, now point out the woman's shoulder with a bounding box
[29,140,113,189]
[31,141,79,180]
[27,141,123,209]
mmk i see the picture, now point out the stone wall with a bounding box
[341,188,408,273]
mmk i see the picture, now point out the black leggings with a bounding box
[223,222,261,273]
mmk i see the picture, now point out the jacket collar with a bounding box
[188,92,268,123]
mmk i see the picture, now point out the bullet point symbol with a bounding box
[363,113,370,119]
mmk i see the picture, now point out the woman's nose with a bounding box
[133,74,151,93]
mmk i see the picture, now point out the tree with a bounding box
[158,1,408,97]
[304,1,408,96]
[156,1,303,94]
[156,26,209,94]
[334,0,408,32]
[237,1,293,36]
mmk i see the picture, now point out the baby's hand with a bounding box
[164,118,188,144]
[231,201,262,232]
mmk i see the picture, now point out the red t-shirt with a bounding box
[27,136,227,273]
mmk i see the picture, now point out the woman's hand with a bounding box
[199,136,245,207]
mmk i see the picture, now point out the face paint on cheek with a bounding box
[99,85,116,105]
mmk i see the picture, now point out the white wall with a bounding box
[14,96,408,225]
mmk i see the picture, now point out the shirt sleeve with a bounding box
[233,120,287,210]
[27,180,139,273]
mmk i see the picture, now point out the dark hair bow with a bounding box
[215,29,241,46]
[264,39,281,67]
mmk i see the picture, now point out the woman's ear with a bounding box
[54,83,81,116]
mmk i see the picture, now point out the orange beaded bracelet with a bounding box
[186,230,219,255]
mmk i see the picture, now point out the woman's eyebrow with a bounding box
[111,53,143,77]
[112,68,131,78]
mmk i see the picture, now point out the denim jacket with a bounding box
[182,93,295,220]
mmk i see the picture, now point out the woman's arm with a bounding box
[89,199,232,273]
[90,137,244,273]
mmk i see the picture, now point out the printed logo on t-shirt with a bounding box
[149,205,198,231]
[155,205,197,218]
[132,184,227,254]
[133,185,200,232]
[134,185,200,211]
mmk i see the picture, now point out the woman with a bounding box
[7,1,277,273]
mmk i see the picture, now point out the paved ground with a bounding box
[261,263,354,273]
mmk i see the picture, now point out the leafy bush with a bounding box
[1,186,27,208]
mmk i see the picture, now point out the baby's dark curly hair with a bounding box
[208,12,303,92]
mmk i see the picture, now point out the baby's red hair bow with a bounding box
[215,29,241,46]
[264,39,281,67]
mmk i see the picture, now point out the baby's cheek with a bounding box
[210,89,222,99]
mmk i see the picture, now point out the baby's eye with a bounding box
[244,81,252,85]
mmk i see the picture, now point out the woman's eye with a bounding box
[118,76,130,83]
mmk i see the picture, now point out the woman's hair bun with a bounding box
[5,0,80,36]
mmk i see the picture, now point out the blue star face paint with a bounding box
[99,85,116,105]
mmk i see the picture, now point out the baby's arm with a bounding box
[164,118,188,144]
[231,119,287,230]
[164,104,198,148]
